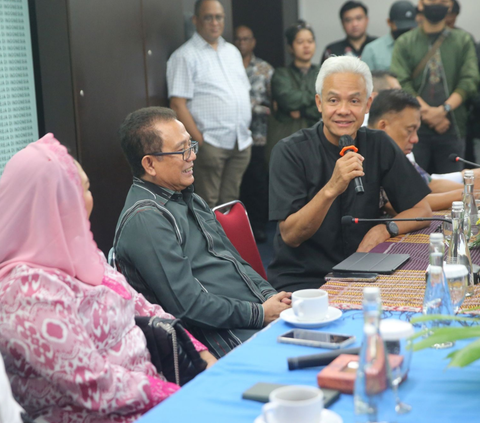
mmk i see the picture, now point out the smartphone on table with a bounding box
[324,272,378,282]
[277,329,355,349]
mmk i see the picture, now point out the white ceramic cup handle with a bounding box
[293,299,305,319]
[262,402,278,423]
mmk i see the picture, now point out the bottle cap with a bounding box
[363,286,380,301]
[380,319,414,340]
[464,170,474,178]
[429,264,443,275]
[444,264,469,279]
[430,233,444,242]
[452,201,464,211]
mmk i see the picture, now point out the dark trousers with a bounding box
[413,133,465,174]
[240,145,268,231]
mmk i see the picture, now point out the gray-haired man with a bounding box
[268,56,432,293]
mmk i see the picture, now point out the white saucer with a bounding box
[280,307,342,328]
[254,408,343,423]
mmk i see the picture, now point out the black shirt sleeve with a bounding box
[269,137,310,222]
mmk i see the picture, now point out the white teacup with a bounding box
[262,385,324,423]
[292,289,329,321]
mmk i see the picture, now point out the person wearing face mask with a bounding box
[361,1,417,72]
[391,0,480,175]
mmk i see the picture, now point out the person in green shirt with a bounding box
[267,20,321,159]
[390,0,480,174]
[113,107,291,358]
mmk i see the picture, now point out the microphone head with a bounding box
[449,153,459,163]
[339,135,354,148]
[341,215,353,226]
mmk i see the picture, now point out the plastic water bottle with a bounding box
[447,201,474,297]
[354,287,397,423]
[423,233,455,348]
[463,170,478,242]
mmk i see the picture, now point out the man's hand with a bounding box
[254,105,271,116]
[262,292,292,325]
[170,97,204,145]
[290,110,301,119]
[324,153,364,198]
[432,117,451,134]
[356,224,390,253]
[199,350,217,369]
[421,105,447,128]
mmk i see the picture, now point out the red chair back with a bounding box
[213,201,268,280]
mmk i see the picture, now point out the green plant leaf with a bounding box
[412,326,480,351]
[408,328,430,342]
[447,338,480,367]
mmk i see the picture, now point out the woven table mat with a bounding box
[323,270,480,314]
[324,217,480,314]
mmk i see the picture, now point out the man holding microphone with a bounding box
[268,56,432,293]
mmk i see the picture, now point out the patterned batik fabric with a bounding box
[0,260,206,423]
[246,56,274,146]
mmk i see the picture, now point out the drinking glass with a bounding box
[442,215,452,247]
[444,261,468,314]
[380,319,414,414]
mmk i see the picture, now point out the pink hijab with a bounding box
[0,133,104,285]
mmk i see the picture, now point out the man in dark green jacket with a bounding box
[113,107,291,358]
[390,0,479,174]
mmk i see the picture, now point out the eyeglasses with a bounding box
[148,141,199,161]
[202,14,225,23]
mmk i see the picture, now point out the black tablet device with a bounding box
[332,252,410,274]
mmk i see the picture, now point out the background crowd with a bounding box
[167,0,480,243]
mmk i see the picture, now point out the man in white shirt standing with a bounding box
[167,0,253,208]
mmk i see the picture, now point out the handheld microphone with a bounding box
[288,347,361,370]
[448,154,480,169]
[341,215,452,226]
[339,135,364,195]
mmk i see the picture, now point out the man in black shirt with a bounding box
[268,56,432,293]
[321,1,376,64]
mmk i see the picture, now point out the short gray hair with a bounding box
[315,56,373,98]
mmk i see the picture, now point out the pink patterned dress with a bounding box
[0,262,207,423]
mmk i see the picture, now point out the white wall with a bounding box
[298,0,480,64]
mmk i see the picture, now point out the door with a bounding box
[68,0,147,253]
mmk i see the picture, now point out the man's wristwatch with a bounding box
[385,221,399,238]
[443,103,452,114]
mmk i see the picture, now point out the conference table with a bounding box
[137,222,480,423]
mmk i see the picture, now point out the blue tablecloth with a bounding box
[137,310,480,423]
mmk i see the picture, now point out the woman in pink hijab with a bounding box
[0,134,216,423]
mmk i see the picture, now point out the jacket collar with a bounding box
[132,177,194,206]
